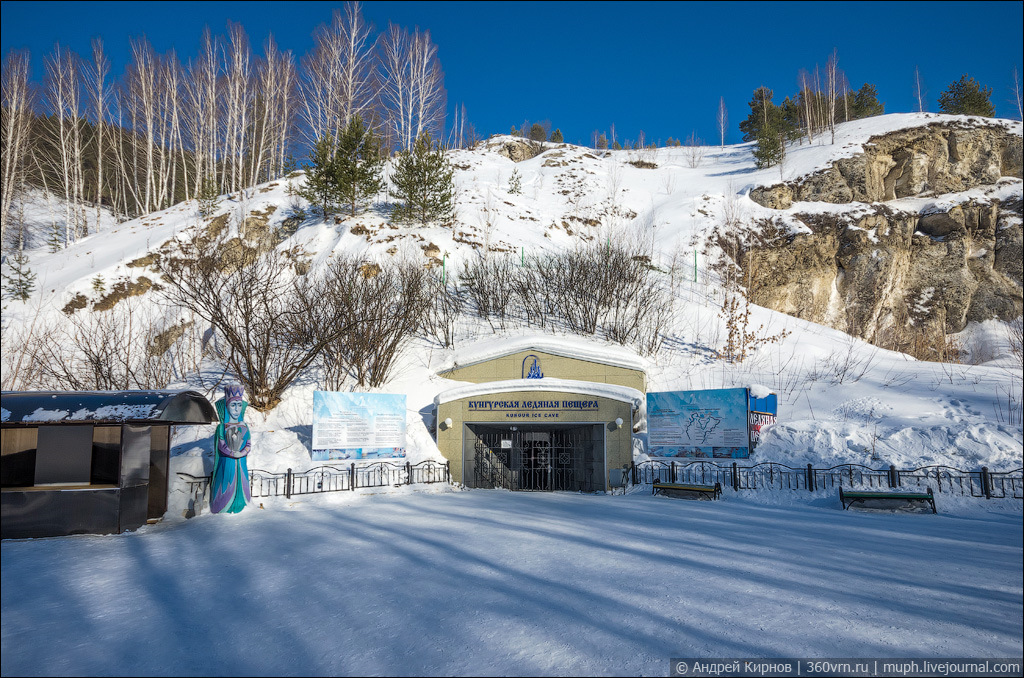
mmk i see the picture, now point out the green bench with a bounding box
[653,481,722,501]
[839,486,936,513]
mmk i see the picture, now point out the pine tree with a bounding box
[389,132,455,226]
[46,223,64,253]
[549,128,564,143]
[197,175,220,218]
[335,115,385,217]
[746,91,786,168]
[1,250,36,301]
[301,134,343,217]
[508,168,522,195]
[753,126,784,169]
[851,83,885,119]
[596,133,609,150]
[938,74,995,117]
[529,123,546,142]
[779,96,803,142]
[739,87,776,142]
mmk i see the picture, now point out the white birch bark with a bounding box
[1,50,34,248]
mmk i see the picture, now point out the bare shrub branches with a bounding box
[316,255,427,388]
[459,242,668,355]
[12,297,201,391]
[156,230,342,409]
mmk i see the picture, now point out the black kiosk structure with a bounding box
[1,390,217,539]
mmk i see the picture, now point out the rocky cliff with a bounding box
[742,120,1023,357]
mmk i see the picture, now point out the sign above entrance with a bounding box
[468,399,597,411]
[467,398,598,421]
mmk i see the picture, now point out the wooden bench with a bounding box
[653,482,722,501]
[839,486,936,513]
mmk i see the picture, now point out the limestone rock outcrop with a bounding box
[740,121,1022,355]
[745,198,1022,351]
[486,138,544,163]
[750,122,1022,209]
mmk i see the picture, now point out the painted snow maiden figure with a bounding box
[210,383,252,514]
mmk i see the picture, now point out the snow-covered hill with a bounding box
[2,113,1022,502]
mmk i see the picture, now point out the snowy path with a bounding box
[2,489,1022,676]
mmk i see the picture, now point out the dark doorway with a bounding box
[466,424,605,492]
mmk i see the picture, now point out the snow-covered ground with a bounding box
[2,488,1021,676]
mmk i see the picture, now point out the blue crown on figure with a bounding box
[225,383,245,403]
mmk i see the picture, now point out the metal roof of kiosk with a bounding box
[1,390,218,426]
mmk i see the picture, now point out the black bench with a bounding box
[839,486,936,513]
[653,482,722,500]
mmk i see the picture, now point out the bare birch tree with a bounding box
[1,49,34,249]
[1012,68,1023,120]
[44,44,86,243]
[826,48,839,143]
[799,69,815,143]
[183,27,221,196]
[914,66,927,112]
[337,2,376,129]
[380,24,445,151]
[249,35,296,185]
[223,22,252,194]
[299,3,375,152]
[124,36,160,214]
[717,96,728,148]
[85,39,110,229]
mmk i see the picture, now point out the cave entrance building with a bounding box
[433,338,645,492]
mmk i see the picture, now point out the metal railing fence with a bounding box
[178,460,451,511]
[632,460,1023,499]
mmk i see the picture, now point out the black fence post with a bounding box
[671,461,677,483]
[981,466,992,499]
[889,464,899,488]
[406,461,412,485]
[350,463,356,491]
[806,463,814,492]
[732,462,739,491]
[445,461,450,483]
[285,468,292,499]
[631,463,637,485]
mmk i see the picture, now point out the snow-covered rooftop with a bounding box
[439,334,649,374]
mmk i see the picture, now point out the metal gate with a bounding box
[466,424,604,492]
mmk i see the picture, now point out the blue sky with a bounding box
[3,1,1022,147]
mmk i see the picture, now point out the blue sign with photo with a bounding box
[311,392,406,461]
[647,388,751,458]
